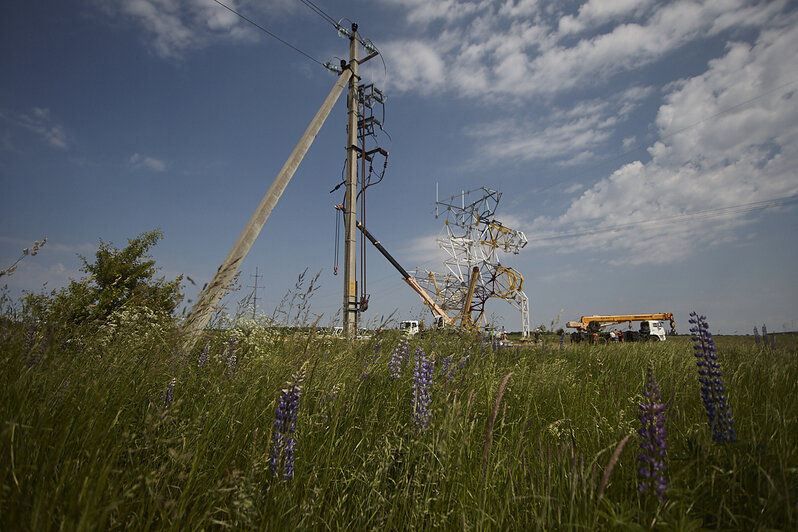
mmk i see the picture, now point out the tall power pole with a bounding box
[181,69,352,351]
[343,23,360,339]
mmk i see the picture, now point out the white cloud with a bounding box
[563,183,584,194]
[129,152,167,171]
[401,231,446,266]
[380,0,485,25]
[378,40,446,92]
[380,0,788,99]
[523,18,798,265]
[93,0,286,58]
[16,107,69,149]
[558,0,653,35]
[467,88,648,165]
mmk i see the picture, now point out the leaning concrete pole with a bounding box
[182,69,353,350]
[342,23,360,340]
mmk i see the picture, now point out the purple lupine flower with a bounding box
[162,377,176,411]
[389,340,408,379]
[637,362,667,499]
[441,355,453,381]
[559,333,566,350]
[23,322,37,368]
[227,353,238,377]
[762,324,768,342]
[689,312,736,443]
[753,326,760,348]
[412,347,434,431]
[197,344,209,368]
[270,363,306,480]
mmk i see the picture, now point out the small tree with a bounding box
[23,229,182,330]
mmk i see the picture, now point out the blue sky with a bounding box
[2,0,797,334]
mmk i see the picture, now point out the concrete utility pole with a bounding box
[182,69,353,351]
[343,23,359,339]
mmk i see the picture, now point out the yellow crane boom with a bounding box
[355,220,455,326]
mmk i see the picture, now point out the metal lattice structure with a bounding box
[413,187,531,337]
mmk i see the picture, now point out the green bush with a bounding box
[21,229,182,341]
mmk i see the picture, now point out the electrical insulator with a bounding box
[324,61,343,74]
[361,39,378,54]
[336,25,351,39]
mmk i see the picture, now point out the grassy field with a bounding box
[1,317,797,530]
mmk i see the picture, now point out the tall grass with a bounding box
[1,317,797,529]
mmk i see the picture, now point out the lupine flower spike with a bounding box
[270,362,307,480]
[689,312,737,442]
[441,355,453,381]
[162,377,176,412]
[197,343,209,368]
[753,326,760,348]
[389,340,408,379]
[637,362,667,499]
[412,347,434,431]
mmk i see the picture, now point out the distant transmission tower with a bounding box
[248,267,262,319]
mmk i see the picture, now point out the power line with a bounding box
[526,194,798,243]
[212,0,326,67]
[296,0,338,28]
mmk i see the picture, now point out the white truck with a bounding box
[400,320,421,336]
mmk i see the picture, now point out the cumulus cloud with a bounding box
[523,18,798,264]
[379,0,788,99]
[558,0,653,35]
[467,86,652,165]
[129,152,167,171]
[379,40,447,92]
[92,0,292,58]
[380,0,485,25]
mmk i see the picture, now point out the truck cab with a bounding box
[645,320,667,341]
[400,320,420,336]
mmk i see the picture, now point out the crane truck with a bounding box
[355,221,480,336]
[567,314,675,343]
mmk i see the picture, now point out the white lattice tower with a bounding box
[414,187,531,336]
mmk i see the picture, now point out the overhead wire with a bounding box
[211,0,326,67]
[296,0,339,28]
